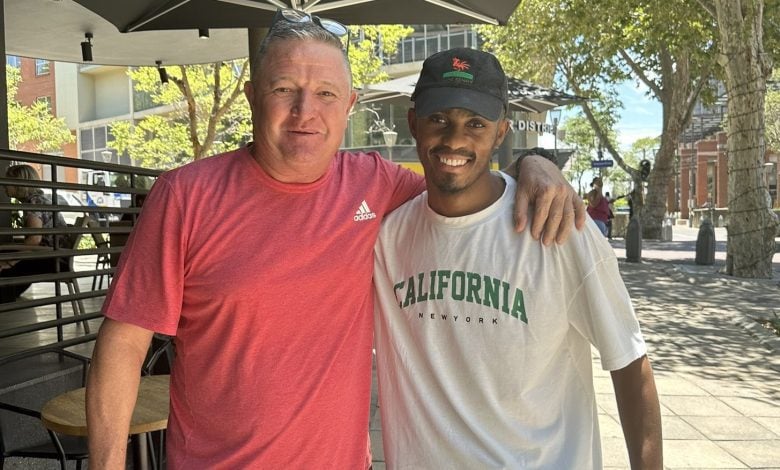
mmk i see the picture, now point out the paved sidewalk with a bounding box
[370,226,780,469]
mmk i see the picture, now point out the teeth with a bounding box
[439,156,468,167]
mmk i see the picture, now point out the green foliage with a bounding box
[349,25,414,87]
[6,66,73,153]
[559,114,617,193]
[110,60,251,170]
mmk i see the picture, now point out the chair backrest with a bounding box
[0,348,89,454]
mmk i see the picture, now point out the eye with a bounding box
[427,114,447,124]
[468,119,487,129]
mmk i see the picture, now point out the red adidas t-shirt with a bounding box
[103,147,422,468]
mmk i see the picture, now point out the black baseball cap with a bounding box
[411,48,508,121]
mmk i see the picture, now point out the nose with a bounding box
[439,123,469,149]
[291,91,316,118]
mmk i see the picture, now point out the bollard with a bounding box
[661,217,673,242]
[695,217,716,265]
[625,216,642,262]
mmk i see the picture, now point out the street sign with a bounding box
[591,159,614,168]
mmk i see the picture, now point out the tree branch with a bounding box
[695,0,716,18]
[618,49,662,98]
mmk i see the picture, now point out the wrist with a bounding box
[514,147,557,179]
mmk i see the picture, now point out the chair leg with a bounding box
[66,280,90,334]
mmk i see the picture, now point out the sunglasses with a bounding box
[272,9,350,46]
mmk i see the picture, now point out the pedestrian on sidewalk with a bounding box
[373,47,663,469]
[586,176,611,236]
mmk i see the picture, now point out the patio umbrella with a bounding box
[359,73,585,114]
[71,1,520,33]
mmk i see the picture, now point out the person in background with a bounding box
[0,164,69,302]
[605,190,616,239]
[586,176,610,236]
[373,47,662,469]
[86,11,586,469]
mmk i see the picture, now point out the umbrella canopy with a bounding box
[72,0,520,33]
[5,0,250,66]
[359,73,585,114]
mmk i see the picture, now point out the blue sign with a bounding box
[591,159,614,168]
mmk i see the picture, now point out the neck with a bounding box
[428,172,506,218]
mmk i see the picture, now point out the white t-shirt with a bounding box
[373,172,647,469]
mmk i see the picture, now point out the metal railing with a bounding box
[0,149,162,357]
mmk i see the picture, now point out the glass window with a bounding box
[94,127,107,149]
[6,56,21,68]
[35,59,50,76]
[80,129,93,151]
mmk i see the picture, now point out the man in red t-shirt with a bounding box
[85,10,586,469]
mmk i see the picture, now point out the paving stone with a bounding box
[683,416,777,440]
[663,440,748,468]
[715,440,780,468]
[718,396,780,418]
[661,396,741,417]
[662,416,706,440]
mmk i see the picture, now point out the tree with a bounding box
[6,66,73,153]
[348,25,414,87]
[697,0,778,278]
[558,114,618,194]
[110,60,251,170]
[478,0,718,239]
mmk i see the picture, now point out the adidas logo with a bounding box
[354,200,377,221]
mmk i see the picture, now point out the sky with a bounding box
[538,81,663,151]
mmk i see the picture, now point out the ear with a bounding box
[243,81,254,104]
[494,118,510,148]
[346,89,358,115]
[407,108,418,139]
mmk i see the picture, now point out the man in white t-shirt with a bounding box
[373,48,662,469]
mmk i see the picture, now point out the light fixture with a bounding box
[80,33,93,62]
[198,28,210,39]
[156,60,169,84]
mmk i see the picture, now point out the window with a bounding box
[6,56,21,68]
[35,59,50,76]
[80,125,133,166]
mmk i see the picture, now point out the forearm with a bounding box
[86,318,153,469]
[611,355,663,470]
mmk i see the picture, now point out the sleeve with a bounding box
[565,225,647,371]
[101,174,187,336]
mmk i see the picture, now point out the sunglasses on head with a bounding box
[272,9,349,40]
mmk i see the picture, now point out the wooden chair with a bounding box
[0,348,90,470]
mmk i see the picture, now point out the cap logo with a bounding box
[442,57,473,81]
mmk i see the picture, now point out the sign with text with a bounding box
[591,159,614,168]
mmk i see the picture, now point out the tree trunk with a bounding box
[715,0,777,278]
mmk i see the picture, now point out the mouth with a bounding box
[438,156,469,167]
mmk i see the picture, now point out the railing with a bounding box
[0,149,162,358]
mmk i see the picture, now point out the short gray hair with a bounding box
[254,19,351,86]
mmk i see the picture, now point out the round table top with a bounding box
[41,374,170,437]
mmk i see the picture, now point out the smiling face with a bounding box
[244,39,357,183]
[408,107,508,215]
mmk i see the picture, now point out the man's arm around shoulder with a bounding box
[611,354,663,470]
[86,318,154,469]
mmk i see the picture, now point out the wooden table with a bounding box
[41,374,170,470]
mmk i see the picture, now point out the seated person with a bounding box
[0,164,69,302]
